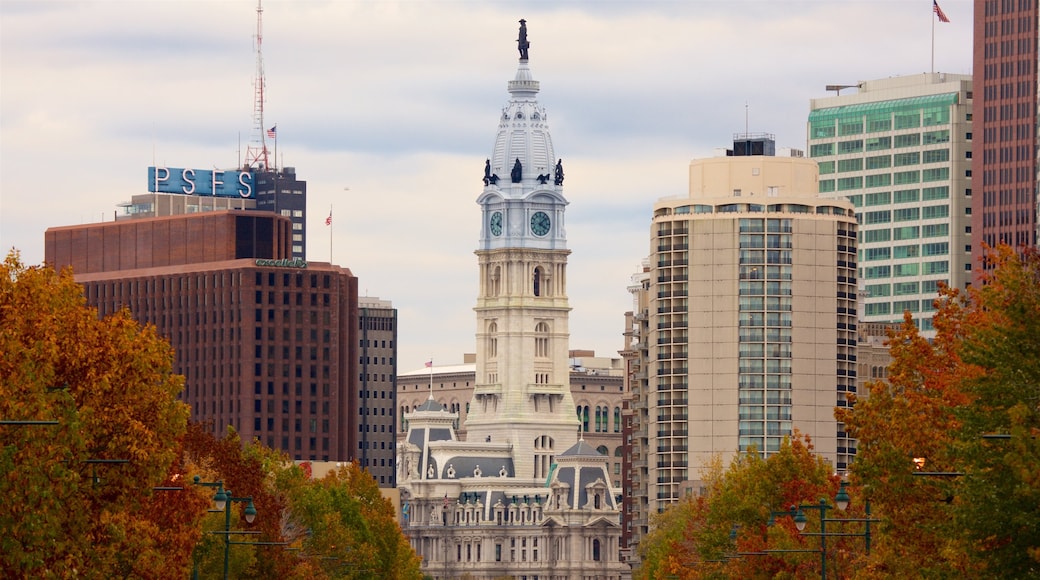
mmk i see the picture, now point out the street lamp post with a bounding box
[192,476,257,580]
[767,481,876,580]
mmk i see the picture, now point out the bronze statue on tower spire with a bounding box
[517,19,530,60]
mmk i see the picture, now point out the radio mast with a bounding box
[244,0,271,170]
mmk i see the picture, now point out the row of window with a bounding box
[822,168,951,193]
[810,129,952,157]
[819,149,951,174]
[862,242,950,261]
[863,261,952,279]
[865,278,947,297]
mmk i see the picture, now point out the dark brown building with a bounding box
[972,0,1039,273]
[45,211,364,463]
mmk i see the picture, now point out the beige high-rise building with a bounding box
[630,136,858,526]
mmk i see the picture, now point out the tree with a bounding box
[636,433,845,579]
[0,252,206,578]
[284,462,422,580]
[949,246,1040,577]
[841,245,1040,578]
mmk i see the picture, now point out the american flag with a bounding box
[425,360,433,368]
[325,211,332,226]
[266,126,277,139]
[933,0,950,23]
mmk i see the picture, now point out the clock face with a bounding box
[490,212,503,236]
[530,211,551,237]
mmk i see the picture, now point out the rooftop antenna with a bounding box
[243,0,271,171]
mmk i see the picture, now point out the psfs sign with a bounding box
[148,166,254,198]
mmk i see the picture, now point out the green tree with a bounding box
[0,252,206,578]
[950,246,1040,577]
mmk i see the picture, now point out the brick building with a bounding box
[45,210,371,463]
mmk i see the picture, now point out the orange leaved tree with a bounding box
[0,251,206,578]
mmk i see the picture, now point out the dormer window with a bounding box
[516,111,524,119]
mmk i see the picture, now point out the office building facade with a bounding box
[358,296,399,486]
[972,0,1038,270]
[44,211,372,465]
[809,73,973,333]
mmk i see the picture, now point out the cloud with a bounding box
[0,0,975,369]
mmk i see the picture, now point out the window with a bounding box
[864,210,891,225]
[861,229,891,243]
[535,322,549,358]
[894,208,920,222]
[893,152,920,166]
[837,140,863,154]
[819,180,836,193]
[922,149,950,163]
[837,177,863,191]
[818,160,835,174]
[894,171,920,185]
[894,245,919,259]
[893,299,920,313]
[923,261,950,275]
[864,266,891,279]
[922,168,949,182]
[866,136,892,151]
[894,134,921,148]
[923,223,949,237]
[894,281,919,295]
[865,283,891,297]
[923,205,949,220]
[894,263,919,277]
[865,191,891,206]
[865,174,891,188]
[865,155,891,169]
[922,242,949,256]
[894,112,920,129]
[838,158,863,172]
[894,189,920,204]
[864,247,891,261]
[810,143,835,156]
[922,129,950,144]
[839,119,864,136]
[865,302,891,316]
[922,186,949,200]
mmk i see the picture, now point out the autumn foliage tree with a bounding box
[636,433,850,580]
[185,424,421,580]
[842,245,1040,579]
[0,252,208,578]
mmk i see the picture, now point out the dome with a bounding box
[488,59,557,196]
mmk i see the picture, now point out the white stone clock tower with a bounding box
[468,29,579,481]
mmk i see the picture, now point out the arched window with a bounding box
[577,405,590,432]
[592,538,601,561]
[533,267,542,297]
[487,322,498,359]
[491,265,501,297]
[614,407,622,432]
[535,322,549,358]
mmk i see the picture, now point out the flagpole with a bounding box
[428,358,433,398]
[931,1,935,74]
[329,204,333,263]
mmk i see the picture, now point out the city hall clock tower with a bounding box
[468,20,578,481]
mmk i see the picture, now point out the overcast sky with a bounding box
[1,0,973,371]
